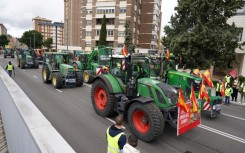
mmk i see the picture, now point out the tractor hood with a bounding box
[137,78,179,105]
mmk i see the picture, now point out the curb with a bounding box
[230,101,245,107]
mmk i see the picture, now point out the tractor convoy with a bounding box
[4,46,222,142]
[3,48,15,58]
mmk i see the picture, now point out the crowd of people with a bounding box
[215,73,245,105]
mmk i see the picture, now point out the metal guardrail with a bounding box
[0,66,75,153]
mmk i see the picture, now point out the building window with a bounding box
[120,8,126,13]
[107,30,114,36]
[87,9,92,14]
[86,41,91,46]
[152,35,157,40]
[237,28,243,41]
[96,8,115,14]
[87,0,92,3]
[87,20,92,25]
[119,20,125,25]
[86,31,91,36]
[96,30,100,36]
[118,31,124,37]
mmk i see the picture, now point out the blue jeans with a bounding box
[8,70,12,77]
[225,96,230,105]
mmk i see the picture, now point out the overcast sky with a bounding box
[0,0,177,38]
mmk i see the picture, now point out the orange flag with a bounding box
[220,82,225,97]
[198,81,210,102]
[193,68,200,76]
[201,69,214,88]
[190,85,198,112]
[166,49,170,60]
[177,89,189,112]
[122,45,129,57]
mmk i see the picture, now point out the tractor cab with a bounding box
[17,49,39,69]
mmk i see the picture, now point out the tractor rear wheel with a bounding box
[42,66,50,83]
[128,102,165,142]
[20,60,25,69]
[52,72,62,89]
[83,70,94,83]
[91,79,115,117]
[76,71,83,87]
[34,60,39,69]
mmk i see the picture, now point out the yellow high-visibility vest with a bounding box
[225,88,232,96]
[216,83,220,92]
[7,64,13,71]
[106,128,124,153]
[225,76,231,83]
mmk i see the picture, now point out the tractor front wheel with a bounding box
[52,72,62,89]
[20,60,25,69]
[34,60,39,69]
[91,79,115,117]
[83,70,94,83]
[42,66,50,83]
[76,71,83,87]
[128,102,165,142]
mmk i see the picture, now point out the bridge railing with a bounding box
[0,66,75,153]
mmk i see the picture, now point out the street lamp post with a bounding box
[29,38,31,49]
[33,33,36,49]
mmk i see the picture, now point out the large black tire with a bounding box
[127,102,165,142]
[76,71,83,87]
[42,66,51,83]
[20,60,25,69]
[83,70,94,83]
[52,72,62,89]
[34,60,39,69]
[91,79,115,117]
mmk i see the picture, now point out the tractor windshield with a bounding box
[55,54,69,64]
[149,58,161,79]
[99,54,110,66]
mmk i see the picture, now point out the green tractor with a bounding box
[42,52,83,89]
[149,55,222,118]
[3,48,15,58]
[91,55,189,142]
[71,47,112,83]
[16,49,39,69]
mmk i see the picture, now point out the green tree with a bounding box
[0,35,9,47]
[162,0,245,69]
[99,14,107,46]
[19,30,43,48]
[43,38,53,49]
[124,20,135,53]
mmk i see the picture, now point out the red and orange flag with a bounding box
[198,81,210,102]
[166,49,170,60]
[201,69,214,88]
[177,89,189,112]
[190,85,198,112]
[220,82,225,97]
[122,45,129,57]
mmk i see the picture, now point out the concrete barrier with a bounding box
[0,66,75,153]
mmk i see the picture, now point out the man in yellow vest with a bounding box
[240,81,245,103]
[106,115,126,153]
[225,84,233,106]
[216,79,222,96]
[5,61,15,77]
[225,73,232,85]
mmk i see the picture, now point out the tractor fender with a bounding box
[123,96,154,116]
[92,75,123,94]
[74,61,82,70]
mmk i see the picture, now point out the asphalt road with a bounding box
[1,55,245,153]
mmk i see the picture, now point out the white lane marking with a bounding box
[106,117,126,130]
[221,113,245,121]
[33,75,38,79]
[56,89,62,93]
[22,69,25,71]
[199,124,245,144]
[84,83,92,88]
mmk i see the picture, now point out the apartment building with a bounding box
[227,5,245,77]
[64,0,162,51]
[0,23,7,35]
[32,16,64,48]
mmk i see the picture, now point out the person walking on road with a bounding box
[106,115,126,153]
[216,79,222,96]
[240,81,245,103]
[123,135,140,153]
[225,84,233,106]
[5,61,15,77]
[231,77,239,102]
